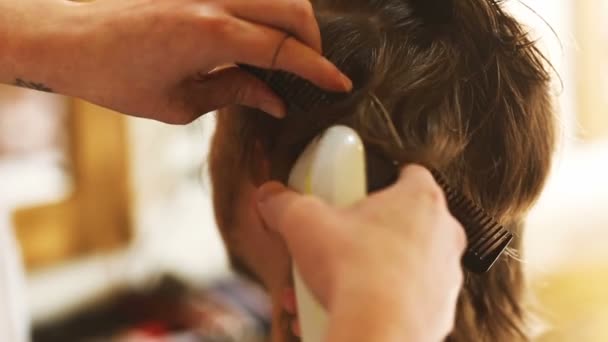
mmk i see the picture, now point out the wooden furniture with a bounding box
[13,100,132,270]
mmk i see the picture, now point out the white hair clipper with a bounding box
[288,125,367,342]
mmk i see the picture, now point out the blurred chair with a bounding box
[12,99,133,270]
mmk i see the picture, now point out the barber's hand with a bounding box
[8,0,352,123]
[256,165,466,342]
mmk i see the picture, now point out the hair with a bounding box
[211,0,556,340]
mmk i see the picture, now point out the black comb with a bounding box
[431,171,513,273]
[240,65,513,273]
[239,64,351,113]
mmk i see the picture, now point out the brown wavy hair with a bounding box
[211,0,556,340]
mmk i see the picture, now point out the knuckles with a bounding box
[206,16,240,40]
[195,6,240,40]
[453,219,468,254]
[291,0,315,24]
[294,195,327,214]
[400,165,447,207]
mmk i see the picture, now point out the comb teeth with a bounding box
[431,170,513,273]
[238,65,349,112]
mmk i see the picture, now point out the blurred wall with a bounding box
[514,1,608,341]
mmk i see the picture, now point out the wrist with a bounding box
[0,0,87,92]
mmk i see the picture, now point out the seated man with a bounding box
[209,0,555,341]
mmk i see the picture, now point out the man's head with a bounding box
[209,0,555,341]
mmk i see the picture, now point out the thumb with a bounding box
[184,66,286,118]
[256,181,336,243]
[257,182,342,306]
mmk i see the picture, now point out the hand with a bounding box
[2,0,352,123]
[256,165,466,342]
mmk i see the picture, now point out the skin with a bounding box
[1,1,465,339]
[0,0,352,123]
[209,116,467,342]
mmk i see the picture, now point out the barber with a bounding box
[1,1,466,341]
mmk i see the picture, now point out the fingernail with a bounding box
[260,100,286,119]
[339,73,353,92]
[257,182,285,204]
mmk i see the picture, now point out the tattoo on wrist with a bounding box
[15,78,53,93]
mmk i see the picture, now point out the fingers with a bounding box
[256,182,333,236]
[272,37,352,91]
[256,182,342,260]
[219,18,352,92]
[365,165,444,215]
[256,182,303,234]
[394,167,465,328]
[396,165,444,204]
[256,182,337,305]
[453,219,468,257]
[181,66,287,118]
[397,165,467,254]
[224,0,322,52]
[367,164,466,251]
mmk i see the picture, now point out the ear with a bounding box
[270,295,289,342]
[251,140,272,186]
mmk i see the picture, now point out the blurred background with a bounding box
[0,0,606,341]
